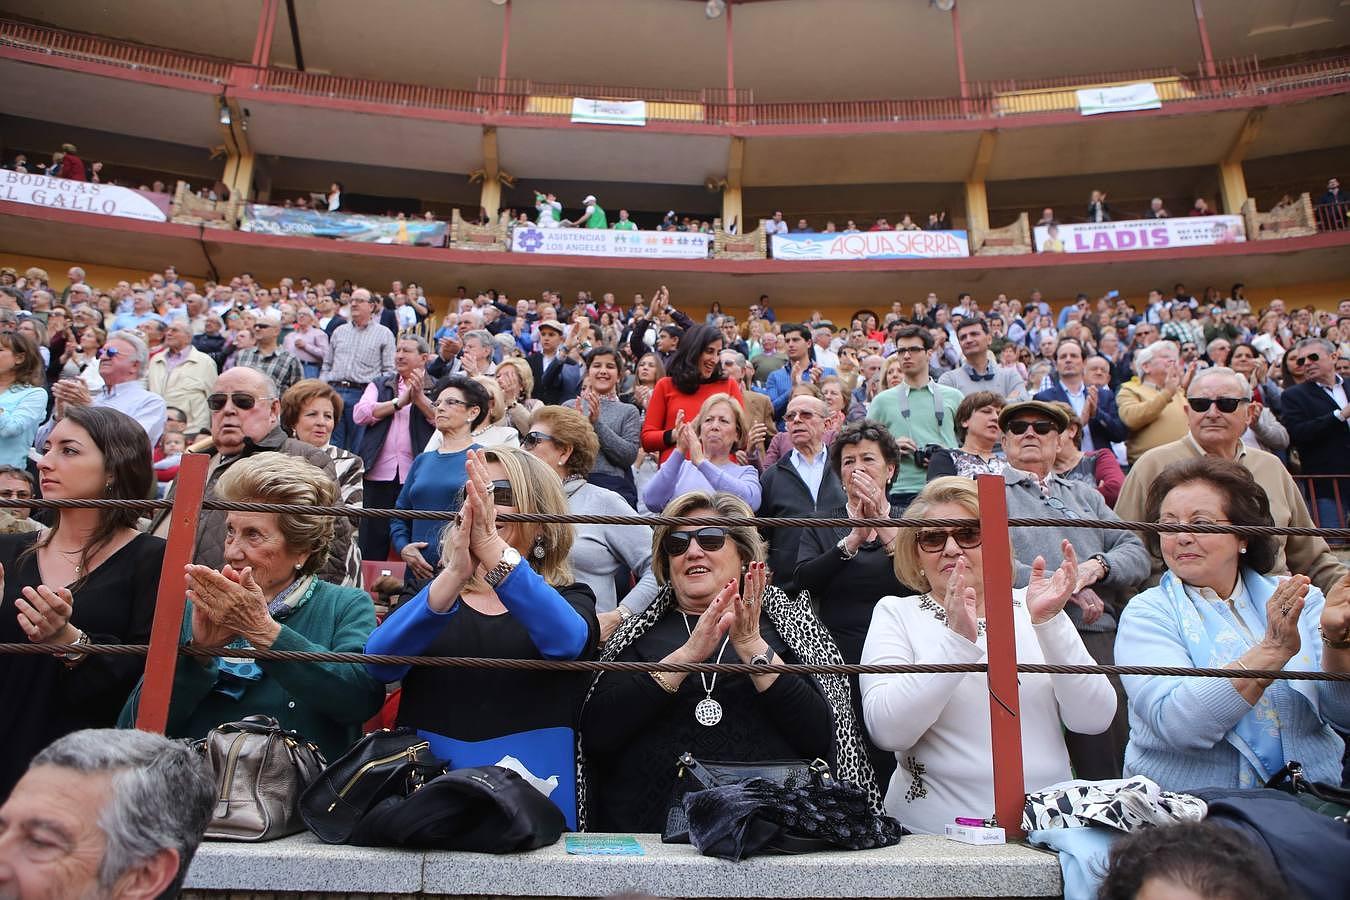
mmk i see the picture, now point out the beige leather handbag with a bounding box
[199,715,326,841]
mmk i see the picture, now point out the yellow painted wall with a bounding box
[0,253,205,292]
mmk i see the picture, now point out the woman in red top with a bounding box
[640,324,744,462]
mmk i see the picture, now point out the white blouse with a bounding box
[860,589,1116,835]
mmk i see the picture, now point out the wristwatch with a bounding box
[749,647,776,667]
[1090,553,1111,580]
[484,546,523,588]
[391,395,403,411]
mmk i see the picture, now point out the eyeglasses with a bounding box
[252,323,274,330]
[456,479,514,508]
[894,346,926,356]
[207,392,264,411]
[916,527,982,553]
[1187,397,1248,414]
[0,489,32,500]
[435,397,469,410]
[1295,353,1320,365]
[96,346,120,359]
[521,431,561,449]
[784,410,820,423]
[662,527,729,557]
[1158,516,1231,532]
[1006,420,1058,436]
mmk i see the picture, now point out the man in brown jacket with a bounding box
[1116,366,1344,592]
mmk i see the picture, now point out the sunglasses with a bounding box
[1187,397,1247,414]
[521,431,561,449]
[454,479,515,510]
[207,392,264,411]
[96,346,120,359]
[916,527,982,553]
[1006,420,1058,435]
[0,489,32,500]
[662,527,728,557]
[1295,353,1320,365]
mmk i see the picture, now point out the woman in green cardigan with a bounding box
[121,452,383,759]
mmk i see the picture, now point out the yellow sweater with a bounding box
[1116,379,1189,464]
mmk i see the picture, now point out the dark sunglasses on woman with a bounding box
[455,479,515,509]
[915,527,982,553]
[521,432,561,450]
[662,527,728,557]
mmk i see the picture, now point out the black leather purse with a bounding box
[300,728,444,844]
[1266,761,1350,821]
[661,752,832,844]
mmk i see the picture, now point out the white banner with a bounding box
[0,170,168,221]
[770,230,970,260]
[1034,216,1246,254]
[571,97,647,127]
[1076,82,1162,116]
[509,226,712,259]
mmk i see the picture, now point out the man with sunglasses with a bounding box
[1117,367,1344,592]
[1001,400,1148,779]
[38,331,166,450]
[150,367,354,586]
[1281,337,1350,528]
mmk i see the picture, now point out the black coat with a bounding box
[757,456,846,595]
[1281,380,1350,492]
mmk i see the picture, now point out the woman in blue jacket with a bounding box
[366,447,599,829]
[0,332,50,468]
[1116,457,1350,791]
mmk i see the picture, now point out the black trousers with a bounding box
[359,478,403,563]
[1062,628,1129,781]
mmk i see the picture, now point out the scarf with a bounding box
[1157,569,1323,786]
[574,583,882,829]
[213,575,318,698]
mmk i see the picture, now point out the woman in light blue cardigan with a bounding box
[0,333,49,468]
[1116,457,1350,791]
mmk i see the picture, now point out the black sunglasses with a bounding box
[456,479,515,508]
[1295,353,1320,365]
[521,431,561,450]
[1006,420,1058,435]
[662,527,728,557]
[916,527,982,553]
[207,392,264,411]
[1188,397,1248,414]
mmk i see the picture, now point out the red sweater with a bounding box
[641,376,745,462]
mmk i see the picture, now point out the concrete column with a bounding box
[480,127,501,220]
[964,130,997,235]
[1219,109,1263,214]
[722,137,745,232]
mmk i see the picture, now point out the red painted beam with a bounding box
[976,474,1025,839]
[496,0,511,109]
[725,0,736,124]
[1193,0,1217,79]
[252,0,281,69]
[951,1,969,103]
[135,453,209,732]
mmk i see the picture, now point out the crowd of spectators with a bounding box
[0,259,1345,896]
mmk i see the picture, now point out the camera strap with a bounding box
[897,383,945,429]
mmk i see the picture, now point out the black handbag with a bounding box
[299,728,444,844]
[661,752,832,844]
[1266,761,1350,821]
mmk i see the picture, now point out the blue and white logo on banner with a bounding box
[771,230,970,260]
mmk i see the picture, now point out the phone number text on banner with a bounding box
[771,230,970,260]
[509,227,712,259]
[1034,216,1246,254]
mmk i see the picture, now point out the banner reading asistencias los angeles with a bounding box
[770,230,971,260]
[0,170,169,221]
[508,226,713,259]
[1033,216,1246,254]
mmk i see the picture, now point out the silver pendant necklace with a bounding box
[681,612,728,726]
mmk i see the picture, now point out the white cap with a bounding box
[583,194,597,204]
[256,307,283,325]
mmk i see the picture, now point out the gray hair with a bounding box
[1295,336,1336,356]
[107,329,150,371]
[720,348,748,367]
[1187,366,1252,401]
[397,333,431,354]
[492,332,518,357]
[462,329,493,351]
[1132,340,1177,375]
[32,729,214,897]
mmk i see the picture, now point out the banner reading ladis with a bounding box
[771,230,970,260]
[241,205,448,245]
[1034,216,1246,254]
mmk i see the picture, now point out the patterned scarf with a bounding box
[213,575,318,698]
[1158,569,1323,786]
[574,583,882,829]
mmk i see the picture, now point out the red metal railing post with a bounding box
[135,453,209,732]
[1193,0,1217,79]
[724,0,736,125]
[495,0,512,113]
[976,474,1026,839]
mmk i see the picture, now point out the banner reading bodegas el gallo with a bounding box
[0,171,169,222]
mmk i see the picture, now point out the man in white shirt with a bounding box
[765,211,788,235]
[40,330,166,448]
[534,192,562,228]
[811,325,840,370]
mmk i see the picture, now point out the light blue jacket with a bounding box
[0,384,47,468]
[1116,568,1350,790]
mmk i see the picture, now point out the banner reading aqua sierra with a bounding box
[771,230,970,260]
[241,205,448,245]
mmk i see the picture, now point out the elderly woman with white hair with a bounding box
[1116,340,1193,465]
[120,452,384,760]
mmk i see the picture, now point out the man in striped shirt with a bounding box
[320,288,395,452]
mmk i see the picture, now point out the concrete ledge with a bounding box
[185,832,1062,898]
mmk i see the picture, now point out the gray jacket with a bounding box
[564,396,641,482]
[1003,467,1150,632]
[563,479,659,615]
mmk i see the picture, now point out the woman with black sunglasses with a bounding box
[366,447,598,830]
[580,490,880,833]
[860,476,1114,835]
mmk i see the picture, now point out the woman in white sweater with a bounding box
[860,476,1116,834]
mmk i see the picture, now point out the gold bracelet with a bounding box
[650,670,679,694]
[1320,625,1350,651]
